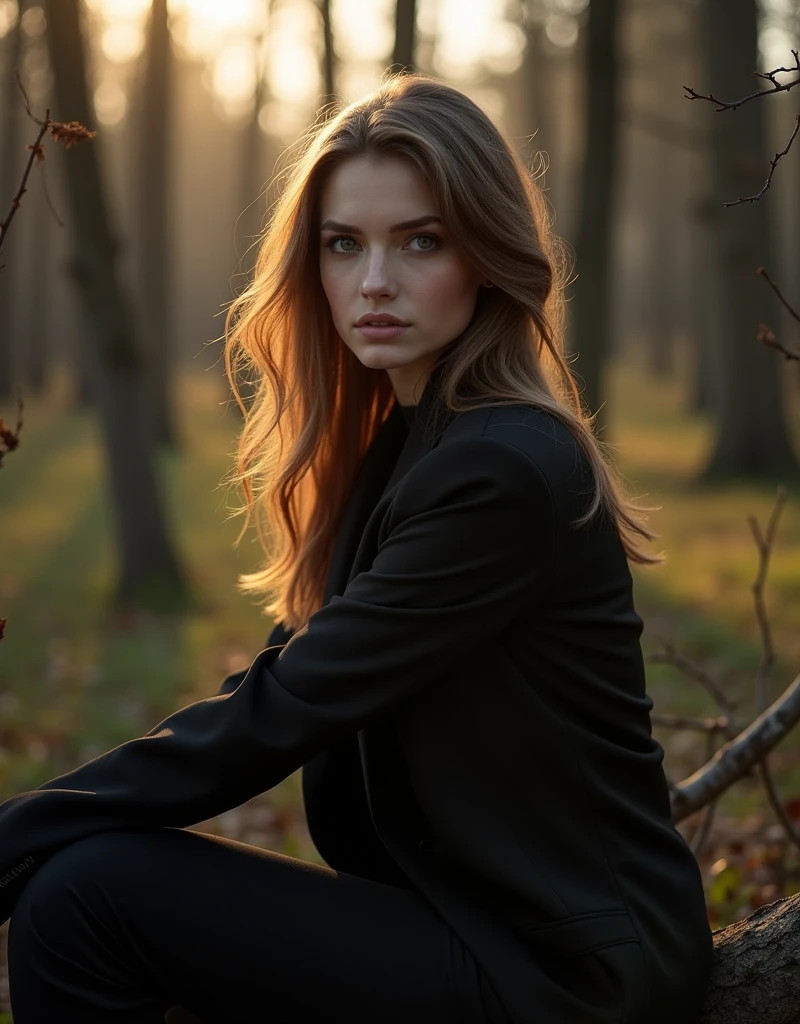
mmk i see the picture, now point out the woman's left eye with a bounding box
[407,233,442,253]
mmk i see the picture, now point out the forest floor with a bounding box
[0,356,799,1014]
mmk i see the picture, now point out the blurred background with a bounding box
[1,1,800,998]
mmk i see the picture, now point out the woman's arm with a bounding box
[216,621,295,697]
[0,435,556,925]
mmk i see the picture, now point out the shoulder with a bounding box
[442,404,588,483]
[418,403,596,527]
[390,405,575,530]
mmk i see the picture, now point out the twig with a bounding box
[691,727,721,857]
[648,643,737,713]
[0,69,96,263]
[0,388,23,469]
[684,52,800,206]
[722,115,800,206]
[746,487,800,854]
[748,487,786,711]
[757,268,800,326]
[757,323,800,362]
[683,50,800,111]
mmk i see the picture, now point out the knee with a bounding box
[9,831,145,946]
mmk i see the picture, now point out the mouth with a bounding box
[355,314,409,327]
[356,323,410,340]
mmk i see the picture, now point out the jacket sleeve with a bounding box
[0,436,557,924]
[216,621,295,696]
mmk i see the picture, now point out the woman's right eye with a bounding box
[323,235,359,253]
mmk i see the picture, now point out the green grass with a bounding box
[0,369,307,812]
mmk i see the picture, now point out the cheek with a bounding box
[417,263,479,316]
[319,265,347,319]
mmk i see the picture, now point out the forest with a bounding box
[1,0,800,1020]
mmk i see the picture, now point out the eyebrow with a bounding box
[319,214,443,233]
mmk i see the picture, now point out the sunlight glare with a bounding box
[0,0,17,39]
[20,5,46,36]
[333,0,393,62]
[434,0,523,80]
[169,0,264,37]
[545,13,579,49]
[267,2,321,104]
[759,25,796,72]
[213,40,258,116]
[94,78,128,125]
[86,0,150,18]
[101,21,145,63]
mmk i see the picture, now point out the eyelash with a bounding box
[322,232,443,255]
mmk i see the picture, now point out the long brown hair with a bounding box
[221,72,661,633]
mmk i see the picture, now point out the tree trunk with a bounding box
[0,8,24,400]
[519,10,557,188]
[644,133,677,378]
[319,0,336,104]
[566,0,621,434]
[44,0,188,610]
[699,894,800,1023]
[392,0,416,74]
[699,0,798,479]
[231,5,275,416]
[135,0,177,450]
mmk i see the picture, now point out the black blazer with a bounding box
[0,368,713,1024]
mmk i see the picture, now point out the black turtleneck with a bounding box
[398,403,417,428]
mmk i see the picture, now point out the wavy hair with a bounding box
[221,71,661,633]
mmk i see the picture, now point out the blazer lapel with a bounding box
[322,364,455,606]
[321,401,408,607]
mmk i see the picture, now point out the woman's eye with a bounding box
[325,236,359,253]
[408,233,441,253]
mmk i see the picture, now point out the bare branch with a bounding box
[722,115,800,206]
[683,50,800,111]
[757,323,800,362]
[0,388,24,468]
[691,727,721,857]
[748,487,786,711]
[671,672,800,822]
[755,269,800,365]
[648,643,736,713]
[0,69,96,263]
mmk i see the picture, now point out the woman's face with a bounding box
[318,154,487,406]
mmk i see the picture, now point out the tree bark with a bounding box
[700,894,800,1024]
[519,9,557,192]
[699,0,798,479]
[392,0,417,74]
[567,0,621,433]
[44,0,188,609]
[0,8,24,400]
[319,0,336,104]
[135,0,177,449]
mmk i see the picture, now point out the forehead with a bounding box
[318,154,438,220]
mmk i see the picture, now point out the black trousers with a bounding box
[6,827,511,1024]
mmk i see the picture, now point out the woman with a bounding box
[0,73,713,1023]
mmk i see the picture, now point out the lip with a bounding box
[355,313,409,327]
[357,324,409,340]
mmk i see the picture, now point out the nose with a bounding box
[360,249,397,300]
